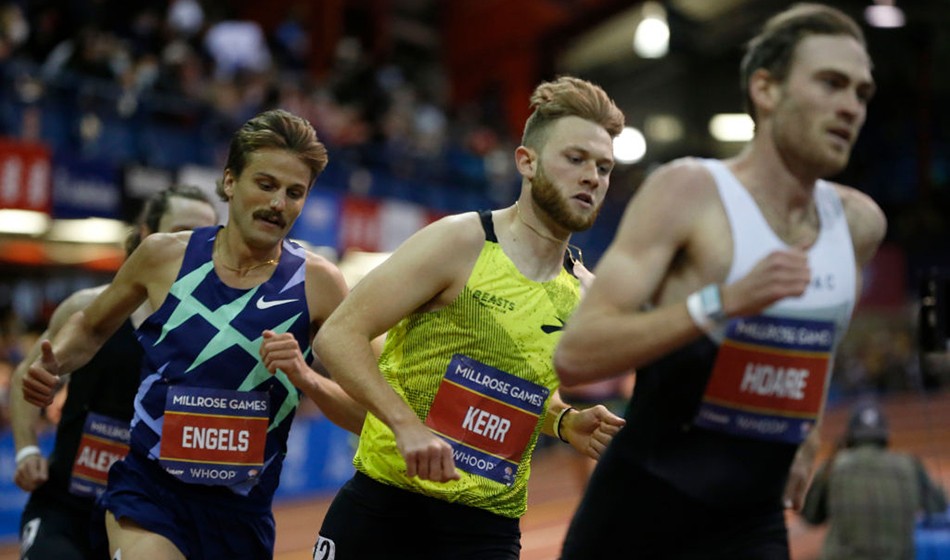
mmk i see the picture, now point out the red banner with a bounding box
[340,197,382,252]
[0,138,51,213]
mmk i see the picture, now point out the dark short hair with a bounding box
[521,76,625,150]
[740,3,866,122]
[216,109,329,201]
[125,184,212,255]
[845,401,889,447]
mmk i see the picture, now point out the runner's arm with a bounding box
[11,288,102,490]
[314,214,483,482]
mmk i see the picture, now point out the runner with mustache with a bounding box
[22,109,365,560]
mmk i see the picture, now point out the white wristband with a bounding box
[686,284,726,334]
[686,291,705,328]
[15,445,41,465]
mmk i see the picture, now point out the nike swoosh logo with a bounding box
[541,317,565,334]
[256,296,299,310]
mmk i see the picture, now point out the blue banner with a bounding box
[51,154,122,219]
[289,189,342,250]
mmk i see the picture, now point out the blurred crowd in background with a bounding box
[0,0,521,208]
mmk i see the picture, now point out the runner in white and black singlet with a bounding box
[555,4,887,559]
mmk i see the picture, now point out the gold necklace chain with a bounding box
[218,258,279,275]
[215,235,280,276]
[514,201,584,267]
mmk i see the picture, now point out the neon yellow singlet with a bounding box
[355,230,580,518]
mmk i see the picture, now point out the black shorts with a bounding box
[19,493,106,560]
[561,455,789,560]
[317,471,521,560]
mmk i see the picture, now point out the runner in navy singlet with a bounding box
[21,109,365,560]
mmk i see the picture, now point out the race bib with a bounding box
[425,354,550,485]
[69,412,130,498]
[159,387,269,486]
[694,316,835,444]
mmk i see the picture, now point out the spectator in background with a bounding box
[0,2,29,60]
[271,2,310,73]
[4,2,509,199]
[802,401,947,560]
[41,25,119,81]
[166,0,204,39]
[203,17,272,80]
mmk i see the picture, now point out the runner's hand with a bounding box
[13,454,48,492]
[393,421,460,483]
[723,248,810,318]
[573,261,596,297]
[22,340,62,407]
[561,405,626,460]
[259,330,311,388]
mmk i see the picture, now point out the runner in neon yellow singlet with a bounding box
[292,76,629,559]
[357,211,582,518]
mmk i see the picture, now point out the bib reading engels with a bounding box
[355,211,580,519]
[131,226,310,503]
[616,158,857,507]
